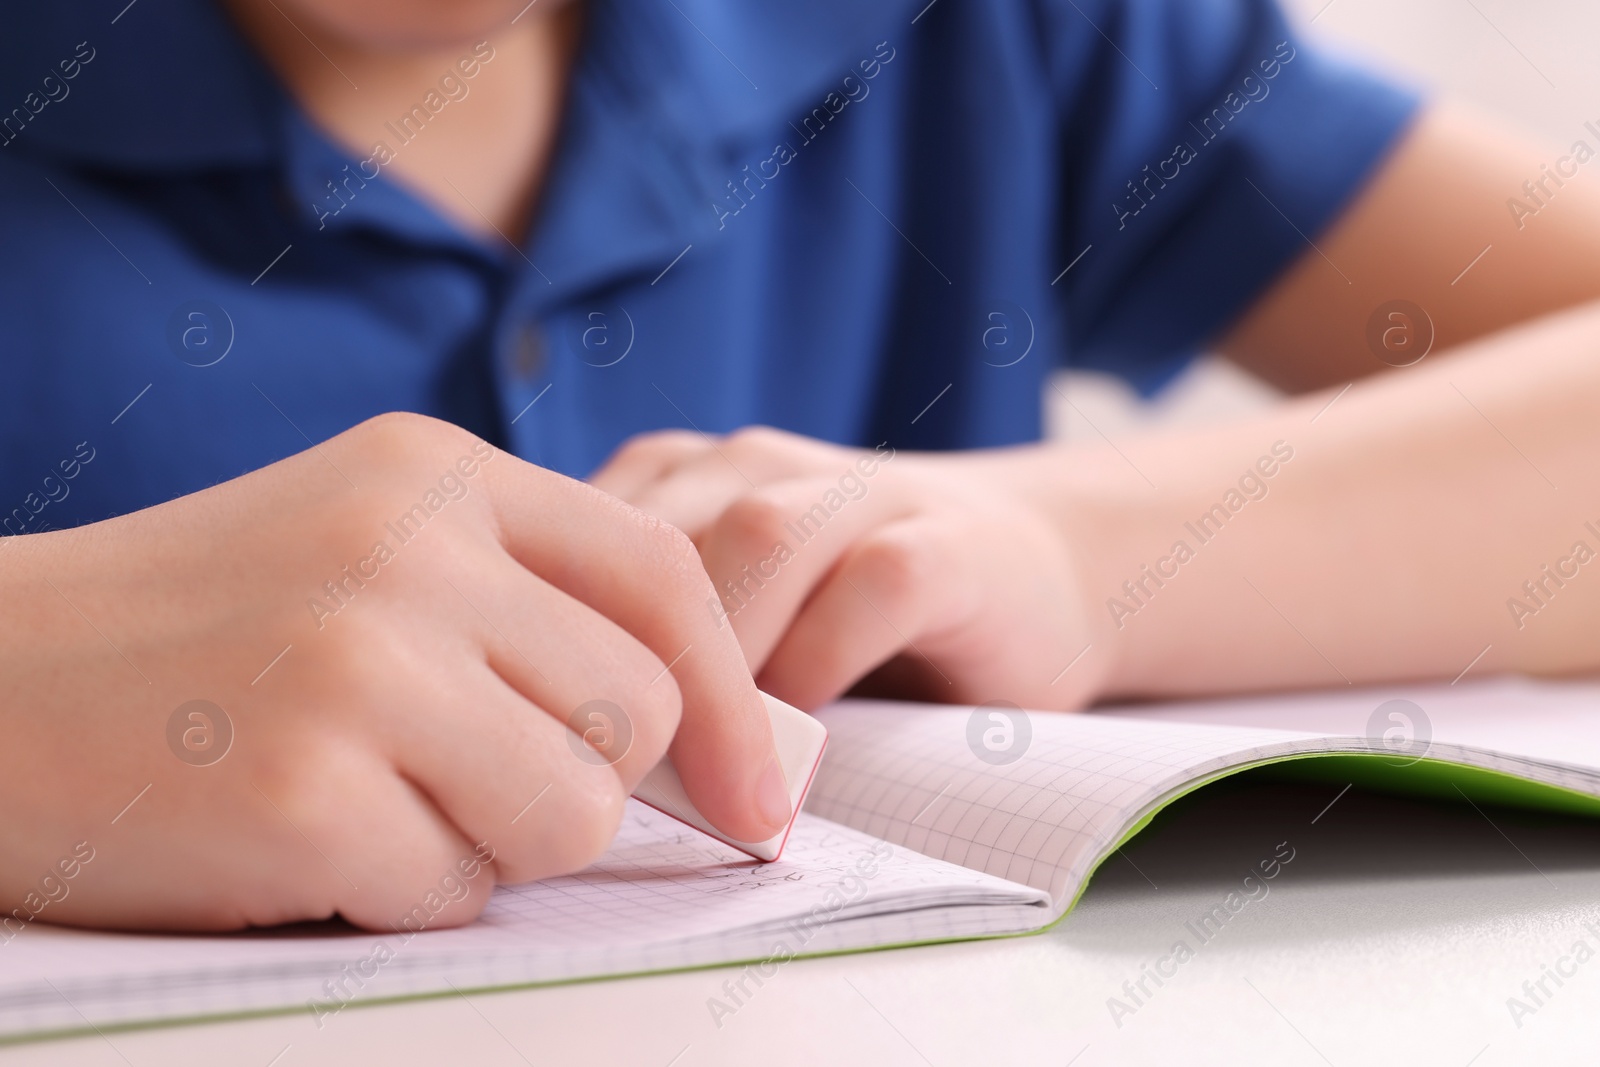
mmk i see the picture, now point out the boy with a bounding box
[1,0,1597,933]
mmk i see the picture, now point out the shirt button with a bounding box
[510,324,545,380]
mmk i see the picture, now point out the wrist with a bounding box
[947,444,1143,707]
[1037,459,1147,705]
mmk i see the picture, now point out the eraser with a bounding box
[631,692,827,862]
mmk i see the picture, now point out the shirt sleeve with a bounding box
[1040,0,1421,392]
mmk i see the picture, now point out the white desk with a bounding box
[7,774,1599,1067]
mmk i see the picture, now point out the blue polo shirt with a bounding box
[0,0,1414,533]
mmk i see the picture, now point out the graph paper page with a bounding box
[807,704,1331,905]
[0,804,1045,1038]
[6,678,1597,1038]
[806,685,1600,907]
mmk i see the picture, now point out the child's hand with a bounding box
[591,427,1101,712]
[0,414,788,933]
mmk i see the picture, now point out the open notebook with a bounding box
[4,675,1600,1042]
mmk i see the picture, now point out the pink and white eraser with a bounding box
[631,692,827,862]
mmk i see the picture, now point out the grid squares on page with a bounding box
[8,696,1600,1039]
[806,704,1335,902]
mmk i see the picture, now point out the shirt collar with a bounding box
[583,0,917,150]
[526,0,922,305]
[3,0,922,298]
[3,0,917,170]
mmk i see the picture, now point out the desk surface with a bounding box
[6,775,1599,1067]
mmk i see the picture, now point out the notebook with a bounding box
[4,675,1599,1043]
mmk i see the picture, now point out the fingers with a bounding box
[603,427,850,537]
[383,659,634,888]
[479,458,789,845]
[380,553,705,885]
[758,517,965,709]
[429,549,683,794]
[626,453,766,537]
[312,749,490,933]
[588,430,708,501]
[696,476,917,674]
[586,426,934,709]
[239,739,484,935]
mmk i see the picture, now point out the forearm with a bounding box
[979,301,1600,702]
[1221,104,1600,392]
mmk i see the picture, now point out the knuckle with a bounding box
[292,617,415,725]
[247,743,358,841]
[351,410,443,443]
[642,516,712,594]
[541,784,626,876]
[723,424,789,456]
[614,428,698,464]
[851,531,934,605]
[349,411,475,464]
[715,492,794,554]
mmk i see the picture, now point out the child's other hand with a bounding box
[591,427,1101,712]
[0,414,787,933]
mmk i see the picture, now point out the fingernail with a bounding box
[754,755,792,832]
